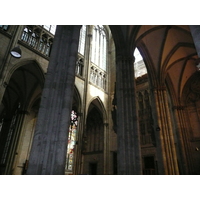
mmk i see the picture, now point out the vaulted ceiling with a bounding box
[110,25,198,103]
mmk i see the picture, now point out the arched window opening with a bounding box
[91,25,107,71]
[65,110,78,174]
[75,26,86,78]
[134,48,147,78]
[78,25,86,56]
[89,25,107,90]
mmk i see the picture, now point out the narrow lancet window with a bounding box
[65,110,78,174]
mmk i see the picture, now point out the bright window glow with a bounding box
[78,25,86,55]
[134,48,147,78]
[44,25,56,35]
[91,25,107,71]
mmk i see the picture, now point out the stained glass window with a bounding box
[65,110,78,174]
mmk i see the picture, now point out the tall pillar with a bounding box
[153,86,179,174]
[189,25,200,57]
[173,105,194,174]
[27,25,81,175]
[116,55,142,175]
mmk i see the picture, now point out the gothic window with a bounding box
[134,48,147,78]
[65,110,78,173]
[91,25,107,71]
[78,25,86,56]
[43,25,56,35]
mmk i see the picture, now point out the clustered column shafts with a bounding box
[173,105,195,174]
[27,25,81,175]
[116,55,142,175]
[153,87,179,175]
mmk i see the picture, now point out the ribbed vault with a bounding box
[109,25,197,101]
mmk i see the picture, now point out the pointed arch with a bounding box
[0,60,45,175]
[87,96,107,122]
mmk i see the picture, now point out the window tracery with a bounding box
[91,25,107,71]
[20,26,54,57]
[90,65,106,90]
[76,25,107,90]
[78,25,86,56]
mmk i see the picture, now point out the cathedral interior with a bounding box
[0,25,200,175]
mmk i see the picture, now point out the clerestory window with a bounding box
[43,25,56,35]
[134,48,147,78]
[78,25,86,56]
[91,25,107,71]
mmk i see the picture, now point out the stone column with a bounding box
[189,25,200,57]
[173,105,194,174]
[116,55,142,175]
[153,86,179,174]
[27,25,81,175]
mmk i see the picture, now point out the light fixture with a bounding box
[10,46,22,58]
